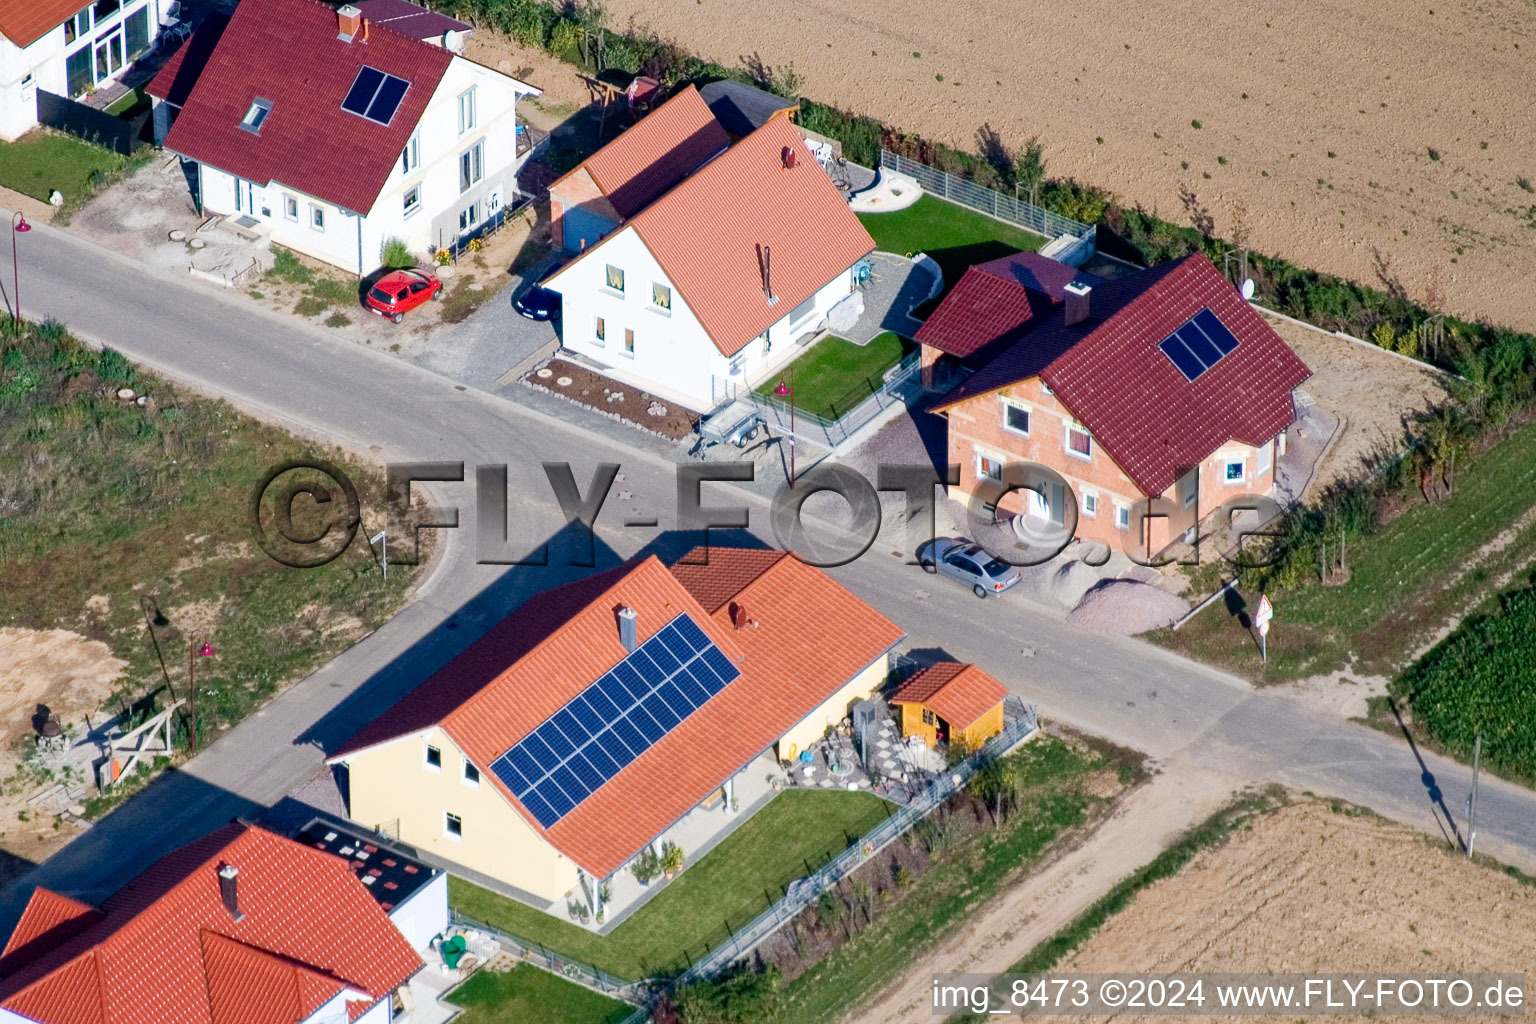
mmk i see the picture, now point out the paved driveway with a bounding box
[841,252,940,344]
[411,259,561,391]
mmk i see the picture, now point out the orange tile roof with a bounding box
[575,85,728,219]
[892,662,1009,730]
[669,545,788,613]
[0,0,76,49]
[624,115,874,357]
[0,824,421,1024]
[331,550,905,878]
[0,888,100,977]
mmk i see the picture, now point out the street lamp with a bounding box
[140,597,176,702]
[774,368,795,487]
[188,638,215,754]
[10,212,30,329]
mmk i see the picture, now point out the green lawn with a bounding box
[0,130,129,205]
[450,789,893,980]
[103,89,151,118]
[859,194,1046,292]
[446,965,634,1024]
[1151,421,1536,681]
[754,332,915,420]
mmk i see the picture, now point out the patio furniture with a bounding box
[438,934,467,970]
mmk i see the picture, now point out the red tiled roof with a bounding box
[0,889,100,977]
[0,0,76,49]
[156,0,453,214]
[353,0,470,39]
[331,550,904,878]
[627,116,874,356]
[145,13,232,108]
[0,824,421,1024]
[935,254,1311,495]
[576,85,728,219]
[892,662,1008,730]
[915,252,1095,359]
[669,546,788,613]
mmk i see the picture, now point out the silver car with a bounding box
[917,538,1024,598]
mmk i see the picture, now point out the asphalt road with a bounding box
[1,215,1528,931]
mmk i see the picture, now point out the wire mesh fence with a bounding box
[747,349,924,448]
[880,150,1091,241]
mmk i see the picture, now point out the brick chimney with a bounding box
[217,864,244,922]
[1063,281,1092,327]
[336,4,363,42]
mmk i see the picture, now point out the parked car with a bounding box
[366,269,442,323]
[514,257,568,321]
[917,538,1023,598]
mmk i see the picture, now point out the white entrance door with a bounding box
[233,178,257,217]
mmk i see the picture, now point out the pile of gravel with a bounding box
[1049,560,1103,609]
[1067,580,1189,634]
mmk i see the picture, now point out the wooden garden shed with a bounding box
[891,662,1009,751]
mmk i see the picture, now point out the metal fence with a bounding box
[880,150,1090,241]
[449,908,648,1002]
[36,90,150,155]
[748,349,924,449]
[675,698,1039,986]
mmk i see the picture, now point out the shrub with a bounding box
[96,347,133,384]
[379,237,415,270]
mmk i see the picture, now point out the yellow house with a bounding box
[891,662,1009,751]
[329,547,904,914]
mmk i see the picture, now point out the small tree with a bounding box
[1014,135,1046,205]
[661,841,685,876]
[817,887,844,936]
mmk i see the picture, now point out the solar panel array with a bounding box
[489,614,739,829]
[1158,308,1241,382]
[341,67,410,125]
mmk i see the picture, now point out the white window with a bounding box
[789,294,816,325]
[401,130,420,174]
[424,744,441,772]
[605,264,625,294]
[459,202,481,233]
[1040,381,1054,397]
[463,762,480,788]
[1082,490,1098,517]
[1114,502,1131,530]
[403,185,420,217]
[728,350,747,375]
[457,88,477,134]
[310,204,325,231]
[1223,457,1245,484]
[975,448,1004,483]
[623,328,635,356]
[240,98,272,134]
[1257,441,1272,476]
[594,317,605,345]
[282,194,298,221]
[652,282,671,311]
[459,140,483,193]
[1066,421,1092,460]
[444,812,462,839]
[1000,398,1030,437]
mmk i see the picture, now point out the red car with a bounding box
[366,268,442,323]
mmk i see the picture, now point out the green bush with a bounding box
[1395,583,1536,781]
[96,347,134,384]
[380,237,416,270]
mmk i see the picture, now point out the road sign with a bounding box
[1254,594,1274,628]
[1257,619,1270,637]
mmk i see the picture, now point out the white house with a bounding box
[543,86,875,411]
[0,0,166,141]
[146,0,538,275]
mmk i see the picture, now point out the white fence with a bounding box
[880,150,1091,241]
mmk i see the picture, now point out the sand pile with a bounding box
[1067,580,1188,633]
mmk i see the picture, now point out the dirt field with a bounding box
[1263,313,1452,492]
[595,0,1536,333]
[0,627,126,752]
[1049,798,1536,1023]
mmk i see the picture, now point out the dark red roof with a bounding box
[936,254,1311,496]
[145,13,232,108]
[915,252,1096,360]
[353,0,470,39]
[0,824,421,1024]
[155,0,453,214]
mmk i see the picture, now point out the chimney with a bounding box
[617,606,637,652]
[336,4,363,42]
[1063,281,1092,327]
[729,602,748,629]
[217,864,244,922]
[781,145,797,169]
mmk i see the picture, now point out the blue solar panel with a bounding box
[494,613,740,828]
[341,67,384,115]
[367,73,409,124]
[1160,308,1241,381]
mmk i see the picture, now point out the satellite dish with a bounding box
[1240,278,1256,301]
